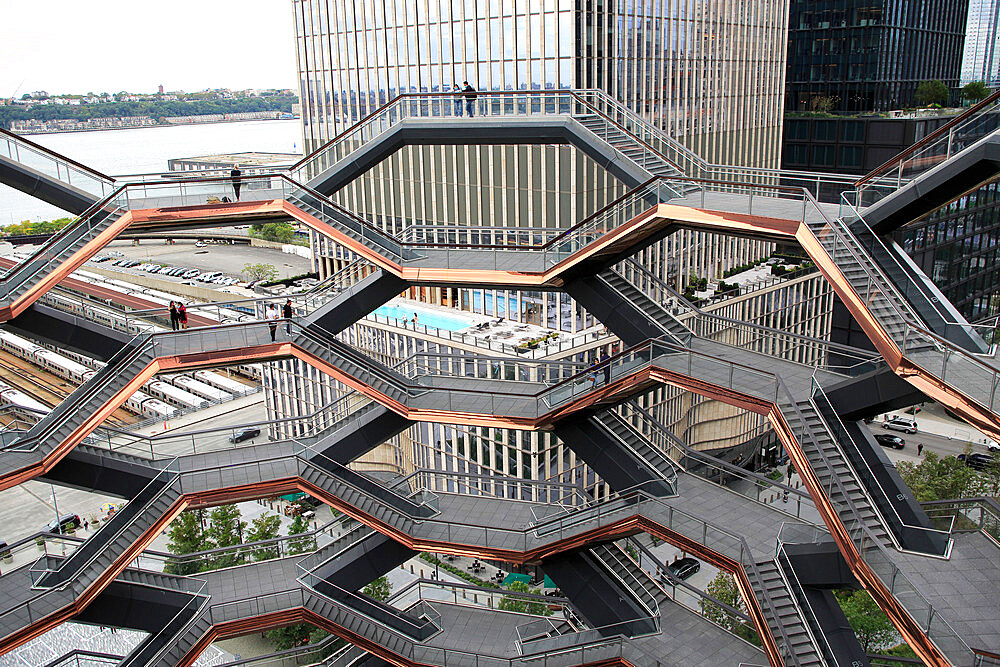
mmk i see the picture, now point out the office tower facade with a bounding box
[961,0,1000,85]
[292,0,789,300]
[786,0,969,113]
[285,0,794,486]
[782,112,1000,322]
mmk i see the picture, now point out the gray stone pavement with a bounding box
[890,531,1000,654]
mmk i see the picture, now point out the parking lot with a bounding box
[93,239,312,286]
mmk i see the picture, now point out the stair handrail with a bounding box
[773,536,837,666]
[298,569,442,640]
[591,411,679,490]
[0,186,126,287]
[856,89,1000,189]
[840,191,984,331]
[3,331,150,453]
[804,192,1000,410]
[810,376,955,554]
[620,400,815,506]
[293,439,439,517]
[124,584,211,667]
[626,536,755,625]
[29,457,182,587]
[618,258,884,375]
[590,543,660,618]
[776,374,973,664]
[0,126,116,190]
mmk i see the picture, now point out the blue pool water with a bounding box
[372,304,473,331]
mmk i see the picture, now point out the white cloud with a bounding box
[0,0,297,96]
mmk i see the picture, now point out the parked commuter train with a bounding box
[0,378,50,421]
[193,370,253,397]
[0,331,176,418]
[146,381,208,410]
[161,374,231,403]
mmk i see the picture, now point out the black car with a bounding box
[958,453,994,471]
[46,514,82,534]
[874,434,905,450]
[665,557,701,581]
[229,428,261,443]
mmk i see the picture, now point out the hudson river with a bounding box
[1,119,301,226]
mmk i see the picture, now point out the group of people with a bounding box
[453,81,478,117]
[167,298,296,340]
[265,299,296,341]
[168,301,188,330]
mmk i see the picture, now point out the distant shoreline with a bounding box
[19,115,299,136]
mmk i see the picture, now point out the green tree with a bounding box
[961,81,990,103]
[242,262,278,283]
[837,589,899,652]
[362,575,392,602]
[255,222,296,243]
[265,624,318,650]
[497,580,553,616]
[895,451,977,502]
[287,514,317,555]
[206,504,246,568]
[244,514,282,562]
[700,572,760,646]
[165,509,209,575]
[915,80,949,107]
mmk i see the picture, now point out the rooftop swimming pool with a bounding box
[372,303,475,331]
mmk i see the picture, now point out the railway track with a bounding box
[0,352,133,425]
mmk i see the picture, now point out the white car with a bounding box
[882,417,917,434]
[195,241,206,248]
[985,441,1000,453]
[182,269,200,279]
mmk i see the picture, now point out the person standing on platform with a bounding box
[177,302,188,329]
[463,81,477,117]
[266,303,280,341]
[230,164,242,201]
[169,301,179,331]
[282,299,294,336]
[453,85,464,116]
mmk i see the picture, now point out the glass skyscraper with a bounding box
[786,0,969,113]
[282,0,795,488]
[293,0,788,298]
[961,0,1000,85]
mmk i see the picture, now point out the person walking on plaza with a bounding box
[266,303,280,341]
[463,81,477,117]
[169,301,179,330]
[917,443,924,456]
[177,302,188,329]
[230,163,242,201]
[282,299,294,336]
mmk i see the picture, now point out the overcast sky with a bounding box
[1,0,297,97]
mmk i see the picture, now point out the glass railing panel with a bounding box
[30,459,180,587]
[0,129,114,199]
[854,96,1000,204]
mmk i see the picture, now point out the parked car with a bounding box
[874,434,905,450]
[195,241,206,248]
[0,540,9,558]
[984,441,1000,453]
[182,269,200,279]
[665,557,700,581]
[958,453,994,471]
[46,514,82,534]
[229,428,261,443]
[882,417,917,434]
